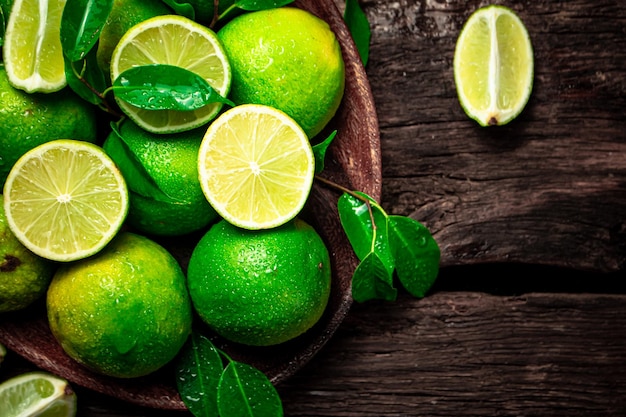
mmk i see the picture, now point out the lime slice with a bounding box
[453,5,534,126]
[3,0,67,93]
[110,15,231,134]
[3,140,129,262]
[198,104,315,230]
[0,372,76,417]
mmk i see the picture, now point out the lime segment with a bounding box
[453,5,534,126]
[198,104,315,230]
[110,14,231,134]
[3,0,67,93]
[3,140,129,262]
[0,372,76,417]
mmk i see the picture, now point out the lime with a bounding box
[103,119,219,236]
[96,0,172,80]
[0,372,76,417]
[110,14,231,134]
[3,0,67,92]
[217,7,345,139]
[47,232,192,378]
[187,218,331,346]
[3,140,129,262]
[0,65,98,189]
[453,5,534,126]
[197,104,314,230]
[1,194,55,312]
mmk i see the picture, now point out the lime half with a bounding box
[198,104,315,230]
[3,140,129,262]
[453,5,534,126]
[110,14,231,134]
[0,372,76,417]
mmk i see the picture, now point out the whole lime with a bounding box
[0,195,55,313]
[46,232,192,378]
[103,119,219,236]
[96,0,171,79]
[0,66,98,188]
[217,7,345,139]
[187,218,331,346]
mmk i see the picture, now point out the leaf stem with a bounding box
[314,174,378,233]
[71,61,123,118]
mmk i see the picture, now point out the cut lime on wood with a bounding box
[198,104,315,230]
[453,5,534,126]
[3,140,129,262]
[3,0,68,93]
[0,372,77,417]
[110,14,231,134]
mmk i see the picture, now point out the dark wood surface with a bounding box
[3,0,626,415]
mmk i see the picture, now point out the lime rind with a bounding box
[3,140,129,262]
[110,15,232,134]
[0,372,76,417]
[198,104,315,230]
[453,5,534,126]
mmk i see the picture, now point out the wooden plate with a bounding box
[0,0,381,410]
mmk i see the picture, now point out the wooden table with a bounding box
[4,0,626,415]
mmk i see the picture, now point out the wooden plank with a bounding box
[361,0,626,272]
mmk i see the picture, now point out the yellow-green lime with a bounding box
[0,372,76,417]
[217,7,345,138]
[0,65,98,188]
[103,119,219,236]
[453,5,534,126]
[110,14,231,134]
[47,232,192,378]
[96,0,172,80]
[187,218,331,346]
[197,104,314,230]
[1,194,55,312]
[3,140,129,262]
[3,0,67,92]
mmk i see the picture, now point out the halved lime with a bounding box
[0,372,76,417]
[453,5,534,126]
[3,0,67,93]
[198,104,315,230]
[110,14,231,134]
[3,140,129,262]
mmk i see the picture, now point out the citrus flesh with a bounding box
[3,0,67,93]
[187,218,331,346]
[453,5,533,126]
[217,7,345,138]
[0,372,76,417]
[3,139,129,262]
[96,0,172,80]
[102,119,219,236]
[197,104,315,230]
[110,14,231,134]
[47,232,192,378]
[0,65,98,189]
[1,194,55,312]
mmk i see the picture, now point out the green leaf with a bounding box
[161,0,196,20]
[217,361,284,417]
[112,64,234,111]
[102,121,183,204]
[312,130,336,174]
[0,8,5,47]
[352,251,397,303]
[234,0,294,11]
[61,0,114,62]
[344,0,371,66]
[65,48,107,105]
[388,215,441,298]
[337,192,394,274]
[175,333,223,417]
